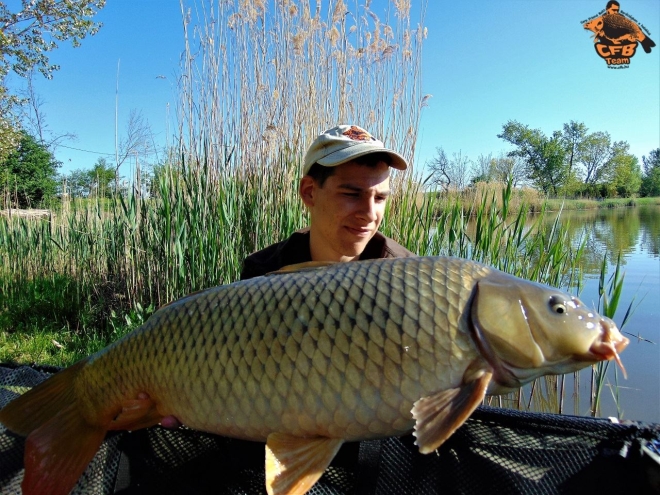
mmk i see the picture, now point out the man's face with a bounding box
[300,160,391,262]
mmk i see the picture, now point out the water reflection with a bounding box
[506,205,659,423]
[553,205,660,276]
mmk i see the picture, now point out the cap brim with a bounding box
[316,144,408,171]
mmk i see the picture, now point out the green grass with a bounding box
[544,196,660,211]
[0,327,108,367]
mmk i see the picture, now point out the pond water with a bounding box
[542,205,659,423]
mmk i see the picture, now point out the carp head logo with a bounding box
[582,1,655,68]
[342,126,376,142]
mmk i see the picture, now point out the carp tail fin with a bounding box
[22,402,106,495]
[0,359,88,435]
[0,358,106,495]
[641,35,655,54]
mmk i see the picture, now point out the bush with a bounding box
[0,132,59,208]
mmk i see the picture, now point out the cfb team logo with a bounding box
[582,1,655,68]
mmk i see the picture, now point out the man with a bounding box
[606,0,619,14]
[240,124,416,280]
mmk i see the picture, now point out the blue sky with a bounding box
[7,0,660,177]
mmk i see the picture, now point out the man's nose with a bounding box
[356,197,378,222]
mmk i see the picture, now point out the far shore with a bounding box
[543,196,660,211]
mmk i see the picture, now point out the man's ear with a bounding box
[299,176,316,207]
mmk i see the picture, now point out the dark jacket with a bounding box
[240,228,416,280]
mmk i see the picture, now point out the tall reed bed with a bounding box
[0,173,582,350]
[177,0,426,180]
[431,181,546,216]
[387,180,583,288]
[1,170,618,417]
[2,0,429,358]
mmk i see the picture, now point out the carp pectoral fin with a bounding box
[412,365,492,454]
[265,433,343,495]
[23,403,106,495]
[108,396,163,431]
[267,261,338,276]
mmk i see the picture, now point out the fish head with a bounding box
[584,18,604,35]
[470,271,629,390]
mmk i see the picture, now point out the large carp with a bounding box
[0,256,628,495]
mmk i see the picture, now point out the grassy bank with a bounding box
[430,182,660,216]
[544,196,660,211]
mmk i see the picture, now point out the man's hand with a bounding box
[136,392,183,428]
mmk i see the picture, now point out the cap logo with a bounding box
[342,126,375,142]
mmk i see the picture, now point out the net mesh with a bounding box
[1,364,658,494]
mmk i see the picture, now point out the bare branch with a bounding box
[114,109,154,191]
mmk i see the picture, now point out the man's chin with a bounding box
[340,240,371,259]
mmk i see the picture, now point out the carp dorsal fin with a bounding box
[411,361,492,454]
[265,433,343,495]
[266,261,338,276]
[158,286,213,310]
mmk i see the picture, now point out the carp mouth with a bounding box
[587,318,630,378]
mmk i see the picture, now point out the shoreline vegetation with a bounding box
[4,182,659,222]
[543,196,660,211]
[427,182,660,217]
[0,177,637,418]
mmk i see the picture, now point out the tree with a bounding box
[578,131,614,184]
[0,131,59,207]
[0,0,106,79]
[561,121,588,177]
[88,157,116,197]
[470,153,527,187]
[587,141,637,196]
[63,168,92,198]
[427,147,472,191]
[490,153,527,187]
[497,121,568,195]
[640,148,660,197]
[614,158,642,197]
[114,109,154,191]
[20,71,77,151]
[61,157,116,198]
[0,84,21,161]
[427,147,450,191]
[0,0,105,157]
[471,153,494,184]
[604,143,641,197]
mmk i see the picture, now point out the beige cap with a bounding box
[302,124,408,175]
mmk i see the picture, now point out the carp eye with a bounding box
[549,297,567,315]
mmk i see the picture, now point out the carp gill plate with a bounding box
[0,256,628,495]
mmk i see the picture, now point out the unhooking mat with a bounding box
[1,363,659,494]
